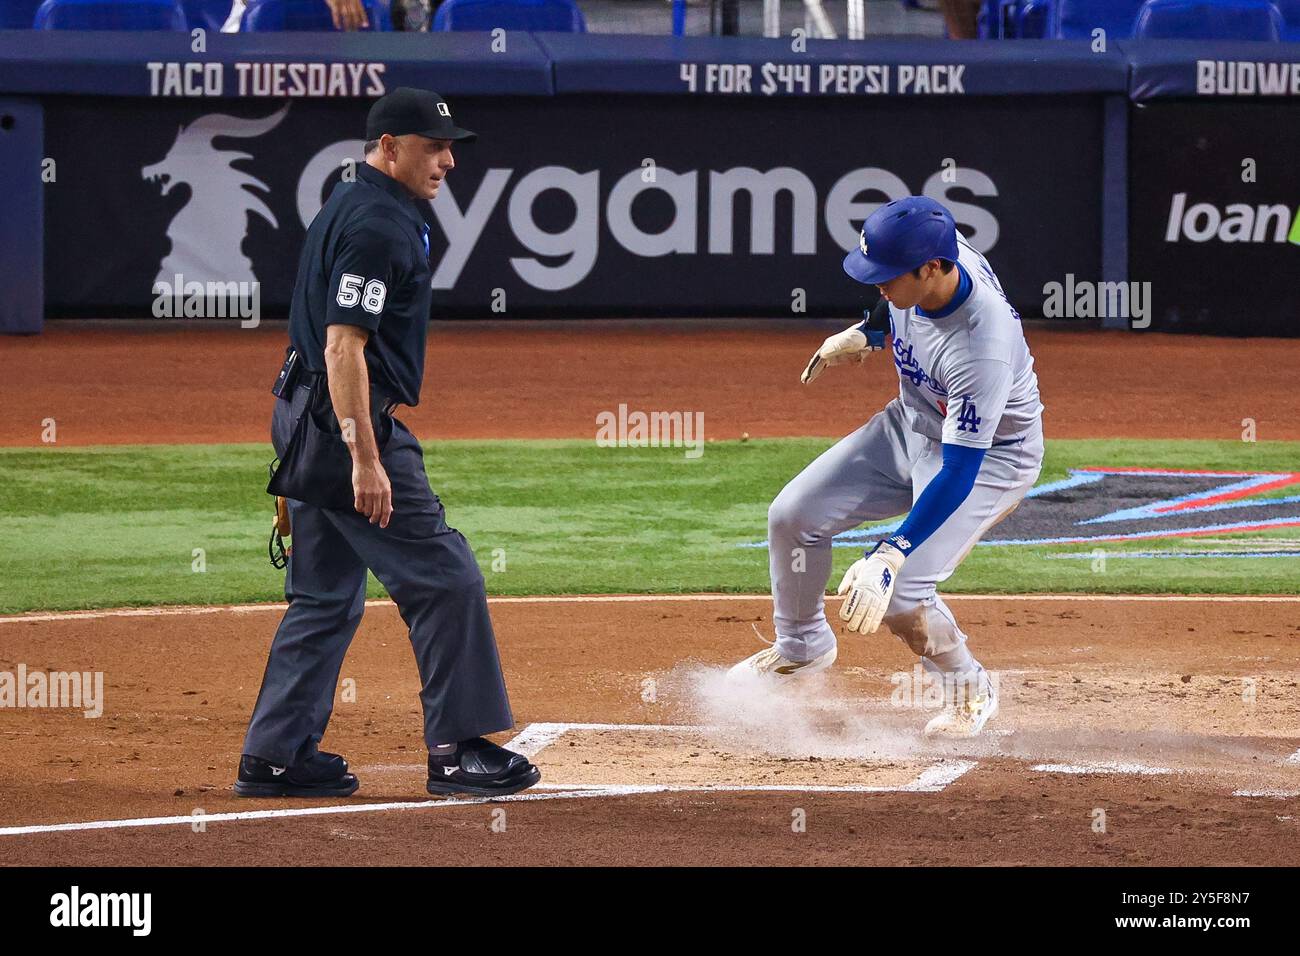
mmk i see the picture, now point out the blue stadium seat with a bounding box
[33,0,188,29]
[978,0,1006,37]
[1273,0,1300,37]
[181,0,234,30]
[0,0,44,27]
[1134,0,1283,39]
[241,0,391,30]
[432,0,586,32]
[1018,0,1049,36]
[983,0,1042,37]
[1049,0,1146,38]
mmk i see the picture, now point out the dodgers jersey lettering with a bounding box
[887,236,1043,449]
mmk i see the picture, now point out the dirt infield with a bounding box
[2,596,1298,866]
[2,320,1297,867]
[3,319,1298,445]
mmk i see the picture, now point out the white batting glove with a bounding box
[801,325,880,385]
[836,541,907,635]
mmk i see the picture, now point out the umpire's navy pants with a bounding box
[242,383,514,766]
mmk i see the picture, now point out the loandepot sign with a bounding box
[1165,193,1300,245]
[746,468,1300,553]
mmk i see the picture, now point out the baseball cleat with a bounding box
[426,737,541,798]
[234,751,360,798]
[924,687,999,738]
[726,644,837,682]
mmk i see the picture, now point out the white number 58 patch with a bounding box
[337,274,388,315]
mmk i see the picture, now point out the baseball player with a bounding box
[236,88,540,799]
[729,196,1044,738]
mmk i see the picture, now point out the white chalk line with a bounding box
[0,782,945,839]
[1031,761,1175,776]
[905,760,980,792]
[3,592,1299,625]
[0,722,974,838]
[501,721,702,759]
[0,787,674,838]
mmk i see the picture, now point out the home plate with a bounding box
[531,725,945,790]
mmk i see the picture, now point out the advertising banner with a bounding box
[44,94,1104,319]
[1129,100,1300,335]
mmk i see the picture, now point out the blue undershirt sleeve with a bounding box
[882,443,987,556]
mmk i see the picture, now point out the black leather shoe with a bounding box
[234,751,360,798]
[426,738,541,797]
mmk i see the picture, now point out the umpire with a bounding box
[236,88,540,800]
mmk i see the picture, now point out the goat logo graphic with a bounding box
[142,105,289,288]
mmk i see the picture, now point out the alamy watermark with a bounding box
[596,403,705,459]
[889,663,999,710]
[152,272,261,328]
[50,886,151,936]
[0,665,104,718]
[1042,274,1151,329]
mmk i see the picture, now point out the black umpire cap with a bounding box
[366,87,477,143]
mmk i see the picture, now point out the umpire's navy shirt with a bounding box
[288,163,432,407]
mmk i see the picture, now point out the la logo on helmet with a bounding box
[859,233,869,255]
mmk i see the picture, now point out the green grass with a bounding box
[1,438,1297,613]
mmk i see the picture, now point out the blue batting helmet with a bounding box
[842,196,959,285]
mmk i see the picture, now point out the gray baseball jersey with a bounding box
[889,235,1043,448]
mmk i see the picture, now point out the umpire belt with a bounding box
[274,347,400,416]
